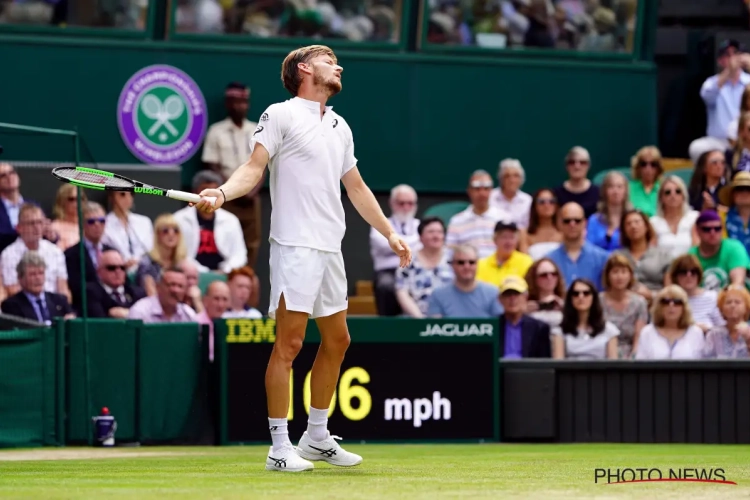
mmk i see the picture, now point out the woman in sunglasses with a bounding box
[103,191,154,272]
[649,175,699,259]
[635,285,705,360]
[553,146,600,219]
[49,183,88,251]
[668,255,724,333]
[521,189,562,261]
[688,149,730,212]
[135,214,189,296]
[524,258,565,330]
[704,285,750,359]
[600,254,648,358]
[551,278,619,360]
[628,146,663,217]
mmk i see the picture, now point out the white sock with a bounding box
[307,407,329,442]
[269,418,291,451]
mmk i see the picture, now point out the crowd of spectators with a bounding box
[370,140,750,360]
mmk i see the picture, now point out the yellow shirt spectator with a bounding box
[476,250,533,288]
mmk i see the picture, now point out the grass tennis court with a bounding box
[0,444,748,499]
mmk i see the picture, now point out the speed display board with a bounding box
[217,318,499,443]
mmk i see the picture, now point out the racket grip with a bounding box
[167,190,217,207]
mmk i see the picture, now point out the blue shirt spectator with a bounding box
[586,213,621,252]
[427,282,503,318]
[547,242,609,291]
[503,319,523,359]
[700,70,750,140]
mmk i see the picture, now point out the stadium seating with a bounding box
[423,201,469,225]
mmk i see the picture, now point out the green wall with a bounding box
[0,36,657,192]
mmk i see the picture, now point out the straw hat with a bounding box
[719,171,750,207]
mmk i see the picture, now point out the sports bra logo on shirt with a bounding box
[332,119,338,128]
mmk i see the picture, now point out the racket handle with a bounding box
[166,190,217,207]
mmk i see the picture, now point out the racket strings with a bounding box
[55,168,133,189]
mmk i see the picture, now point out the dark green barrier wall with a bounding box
[0,326,64,448]
[0,36,656,192]
[66,319,204,444]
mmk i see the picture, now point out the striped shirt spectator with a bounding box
[1,204,68,299]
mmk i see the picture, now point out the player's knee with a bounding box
[324,332,351,356]
[275,335,305,363]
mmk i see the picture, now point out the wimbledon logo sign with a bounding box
[117,65,207,166]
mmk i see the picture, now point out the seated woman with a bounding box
[135,214,188,296]
[102,191,154,271]
[617,209,672,303]
[704,285,750,359]
[520,188,562,261]
[49,184,87,251]
[586,171,631,252]
[668,254,724,333]
[635,285,705,360]
[599,254,648,359]
[650,176,699,259]
[489,158,532,229]
[553,146,600,218]
[524,258,565,330]
[395,217,454,318]
[223,266,263,319]
[551,278,619,360]
[628,145,663,217]
[688,148,730,211]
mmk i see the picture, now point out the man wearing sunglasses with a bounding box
[86,249,146,318]
[688,210,750,291]
[64,202,115,314]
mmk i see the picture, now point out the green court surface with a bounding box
[0,444,748,499]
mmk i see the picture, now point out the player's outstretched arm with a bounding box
[342,167,412,267]
[194,144,269,212]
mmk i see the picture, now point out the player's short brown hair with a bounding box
[281,45,337,97]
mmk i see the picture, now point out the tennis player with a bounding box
[194,45,412,472]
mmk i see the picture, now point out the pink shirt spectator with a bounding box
[128,295,197,323]
[196,310,216,361]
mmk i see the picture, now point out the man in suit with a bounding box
[2,250,74,323]
[86,249,145,318]
[497,276,551,359]
[65,202,113,313]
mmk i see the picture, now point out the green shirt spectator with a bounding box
[688,238,750,292]
[628,146,663,217]
[628,179,660,217]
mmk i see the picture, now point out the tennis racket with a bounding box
[52,166,216,206]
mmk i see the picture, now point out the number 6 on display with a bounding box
[288,367,372,422]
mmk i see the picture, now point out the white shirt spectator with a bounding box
[489,188,532,229]
[223,307,263,319]
[635,324,705,360]
[202,117,258,179]
[551,322,620,360]
[251,97,356,252]
[446,205,511,258]
[370,216,421,271]
[173,206,247,273]
[650,210,699,259]
[688,290,725,328]
[103,211,154,266]
[1,238,67,293]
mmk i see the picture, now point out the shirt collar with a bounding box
[102,283,125,295]
[292,96,332,113]
[24,290,44,302]
[84,238,101,251]
[2,195,23,208]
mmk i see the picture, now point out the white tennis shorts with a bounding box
[268,242,348,319]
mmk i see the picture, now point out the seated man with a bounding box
[223,266,263,318]
[2,203,70,301]
[476,221,533,288]
[446,170,511,258]
[128,266,197,323]
[427,244,503,318]
[180,259,204,314]
[86,249,146,318]
[688,209,749,291]
[497,276,551,359]
[369,184,421,316]
[173,171,247,273]
[2,251,74,324]
[196,280,231,362]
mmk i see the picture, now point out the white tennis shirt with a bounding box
[251,97,357,253]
